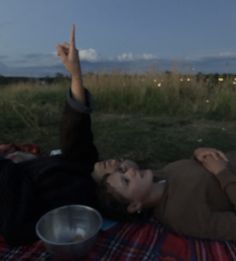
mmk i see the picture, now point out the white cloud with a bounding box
[12,53,59,67]
[79,48,98,62]
[4,48,99,68]
[117,52,156,61]
[141,53,156,60]
[0,52,58,67]
[53,48,98,62]
[189,51,236,60]
[117,52,134,61]
[219,51,236,58]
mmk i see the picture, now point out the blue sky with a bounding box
[1,0,236,68]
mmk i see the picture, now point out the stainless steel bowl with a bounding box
[36,205,103,260]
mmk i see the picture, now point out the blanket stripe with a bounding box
[0,219,236,260]
[82,220,236,261]
[0,236,51,260]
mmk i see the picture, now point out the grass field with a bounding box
[0,73,236,169]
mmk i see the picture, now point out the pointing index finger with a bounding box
[70,24,76,48]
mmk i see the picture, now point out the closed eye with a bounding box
[122,176,129,185]
[118,166,127,173]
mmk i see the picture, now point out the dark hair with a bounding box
[96,174,152,222]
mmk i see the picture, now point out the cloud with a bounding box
[117,52,157,61]
[2,48,99,68]
[53,48,99,62]
[117,52,134,61]
[218,52,236,58]
[4,53,59,67]
[79,48,98,62]
[186,51,236,62]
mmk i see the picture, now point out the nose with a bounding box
[125,168,136,177]
[108,159,120,168]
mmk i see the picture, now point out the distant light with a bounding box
[234,77,236,81]
[233,81,236,85]
[218,77,224,82]
[157,83,162,87]
[205,99,210,103]
[153,79,157,83]
[179,78,184,82]
[186,78,191,82]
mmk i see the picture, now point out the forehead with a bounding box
[106,172,124,192]
[102,159,137,165]
[122,160,138,168]
[107,172,121,185]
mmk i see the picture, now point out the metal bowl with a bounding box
[36,205,103,260]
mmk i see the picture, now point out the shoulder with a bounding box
[163,159,205,175]
[162,159,210,193]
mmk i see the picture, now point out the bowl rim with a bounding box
[35,204,103,246]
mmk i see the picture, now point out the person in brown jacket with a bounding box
[93,148,236,241]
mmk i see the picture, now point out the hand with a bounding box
[56,25,81,77]
[201,154,228,176]
[194,147,228,163]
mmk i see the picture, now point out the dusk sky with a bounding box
[1,0,236,69]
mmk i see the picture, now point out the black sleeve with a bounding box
[60,89,99,165]
[0,159,37,245]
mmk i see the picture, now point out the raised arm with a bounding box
[56,25,98,164]
[57,24,85,104]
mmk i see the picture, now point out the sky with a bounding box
[1,0,236,69]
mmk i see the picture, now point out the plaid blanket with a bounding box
[0,220,235,261]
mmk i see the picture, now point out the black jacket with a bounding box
[0,90,99,245]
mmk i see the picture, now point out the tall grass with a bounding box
[0,82,65,148]
[84,72,236,119]
[0,73,236,161]
[1,73,236,122]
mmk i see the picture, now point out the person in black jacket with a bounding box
[0,25,98,245]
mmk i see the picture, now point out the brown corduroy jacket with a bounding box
[154,151,236,241]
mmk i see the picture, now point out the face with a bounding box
[105,164,154,213]
[93,159,139,182]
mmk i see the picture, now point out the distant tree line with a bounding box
[0,72,236,86]
[0,73,69,86]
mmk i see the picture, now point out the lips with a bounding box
[141,170,152,179]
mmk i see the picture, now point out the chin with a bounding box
[144,169,153,179]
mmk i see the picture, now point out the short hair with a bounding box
[96,174,152,222]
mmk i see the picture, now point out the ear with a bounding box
[127,201,142,214]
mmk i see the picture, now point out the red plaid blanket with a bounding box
[0,220,235,261]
